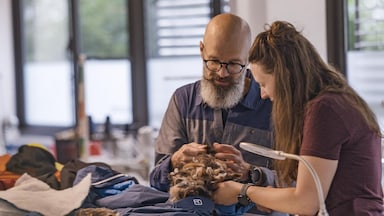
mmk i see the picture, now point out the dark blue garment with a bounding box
[173,196,215,215]
[96,184,170,209]
[73,165,140,208]
[73,165,256,215]
[104,185,254,216]
[73,164,139,187]
[94,179,136,196]
[214,203,255,216]
[115,195,253,216]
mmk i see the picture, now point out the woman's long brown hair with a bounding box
[248,21,381,185]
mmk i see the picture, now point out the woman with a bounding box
[212,21,383,215]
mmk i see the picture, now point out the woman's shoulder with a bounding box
[309,92,346,108]
[307,92,356,118]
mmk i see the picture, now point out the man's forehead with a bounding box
[203,43,247,62]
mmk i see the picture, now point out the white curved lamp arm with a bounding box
[240,142,329,216]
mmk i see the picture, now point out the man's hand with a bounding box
[171,142,207,168]
[212,143,250,181]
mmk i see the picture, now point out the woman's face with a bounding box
[249,63,275,101]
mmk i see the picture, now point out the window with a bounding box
[79,0,131,125]
[20,0,73,127]
[13,0,228,134]
[147,0,214,57]
[345,0,384,130]
[346,0,384,50]
[146,0,229,127]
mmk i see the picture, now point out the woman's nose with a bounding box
[260,89,269,99]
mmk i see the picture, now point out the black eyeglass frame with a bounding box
[203,59,246,74]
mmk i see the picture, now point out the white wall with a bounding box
[231,0,327,60]
[0,0,16,146]
[229,0,267,39]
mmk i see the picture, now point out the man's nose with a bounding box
[216,65,230,77]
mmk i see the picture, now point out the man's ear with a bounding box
[199,41,204,58]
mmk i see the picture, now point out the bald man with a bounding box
[149,13,286,216]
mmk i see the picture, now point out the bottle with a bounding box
[137,126,155,175]
[2,115,20,154]
[103,116,117,157]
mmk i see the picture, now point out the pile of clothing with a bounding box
[0,144,253,216]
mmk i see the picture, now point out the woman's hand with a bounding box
[212,180,242,205]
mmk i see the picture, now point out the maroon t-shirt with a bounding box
[300,93,383,215]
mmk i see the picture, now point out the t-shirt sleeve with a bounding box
[300,100,350,160]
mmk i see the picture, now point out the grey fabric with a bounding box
[0,199,31,216]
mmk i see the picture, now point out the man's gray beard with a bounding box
[200,74,245,109]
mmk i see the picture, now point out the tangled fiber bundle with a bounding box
[169,153,241,202]
[75,207,119,216]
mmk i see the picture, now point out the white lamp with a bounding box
[240,142,329,216]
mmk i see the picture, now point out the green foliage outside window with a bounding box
[79,0,129,59]
[347,0,384,51]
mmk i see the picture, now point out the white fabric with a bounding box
[0,173,91,216]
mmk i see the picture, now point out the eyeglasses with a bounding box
[203,60,246,74]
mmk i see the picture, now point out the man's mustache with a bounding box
[203,74,237,85]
